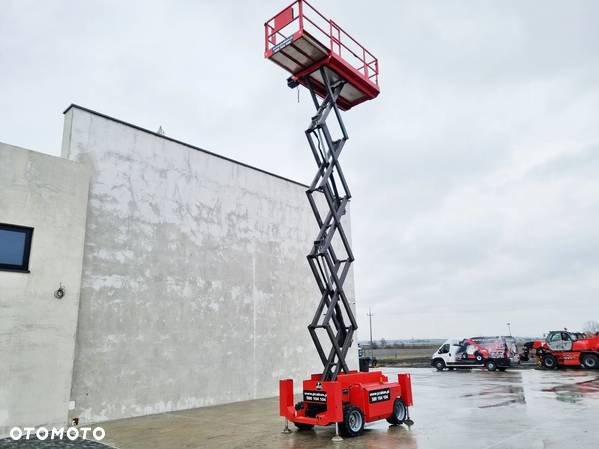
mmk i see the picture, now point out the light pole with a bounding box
[367,307,374,357]
[506,322,512,337]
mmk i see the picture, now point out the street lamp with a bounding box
[506,322,512,337]
[367,307,374,358]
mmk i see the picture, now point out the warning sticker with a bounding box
[368,388,390,403]
[303,390,327,403]
[272,36,293,53]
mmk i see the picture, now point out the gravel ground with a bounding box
[0,438,114,449]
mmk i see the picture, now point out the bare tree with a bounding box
[583,320,599,334]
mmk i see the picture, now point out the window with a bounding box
[562,332,574,341]
[438,344,450,354]
[0,224,33,272]
[548,332,562,342]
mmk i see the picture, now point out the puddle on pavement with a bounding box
[541,375,599,403]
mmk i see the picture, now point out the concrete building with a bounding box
[0,143,90,436]
[0,105,357,435]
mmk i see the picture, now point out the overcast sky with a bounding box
[2,1,599,339]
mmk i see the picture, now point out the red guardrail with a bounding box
[264,0,379,87]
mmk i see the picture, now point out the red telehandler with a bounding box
[533,330,599,369]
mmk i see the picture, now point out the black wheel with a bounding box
[294,422,314,431]
[581,353,598,369]
[433,359,446,371]
[386,398,408,425]
[339,405,364,437]
[498,367,507,372]
[486,360,497,372]
[475,352,484,363]
[543,354,558,369]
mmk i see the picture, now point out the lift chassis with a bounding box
[278,68,414,438]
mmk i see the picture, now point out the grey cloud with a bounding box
[2,0,598,339]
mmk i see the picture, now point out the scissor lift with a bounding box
[265,0,414,439]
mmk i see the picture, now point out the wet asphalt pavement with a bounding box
[2,367,598,449]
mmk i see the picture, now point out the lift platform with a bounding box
[264,0,379,110]
[264,0,413,439]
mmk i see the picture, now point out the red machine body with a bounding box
[264,0,379,110]
[280,371,413,427]
[534,331,599,369]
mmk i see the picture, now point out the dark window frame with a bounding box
[0,223,34,273]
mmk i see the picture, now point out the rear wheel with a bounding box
[543,354,558,369]
[386,398,408,425]
[340,405,364,437]
[486,360,497,372]
[475,352,484,363]
[581,353,598,369]
[434,359,446,371]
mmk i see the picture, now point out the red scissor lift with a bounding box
[265,1,414,439]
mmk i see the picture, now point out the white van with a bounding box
[431,336,517,372]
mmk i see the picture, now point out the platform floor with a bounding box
[95,367,599,449]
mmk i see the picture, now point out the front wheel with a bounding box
[340,405,364,437]
[581,353,598,369]
[434,359,446,371]
[486,360,497,372]
[543,354,558,369]
[386,398,408,425]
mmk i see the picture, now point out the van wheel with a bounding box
[434,359,446,371]
[339,405,364,437]
[486,360,497,372]
[581,353,598,369]
[543,354,558,369]
[475,353,484,363]
[386,398,408,425]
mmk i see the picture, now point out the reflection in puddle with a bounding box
[542,376,599,404]
[461,383,527,409]
[479,397,526,409]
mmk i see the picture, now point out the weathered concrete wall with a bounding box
[62,105,357,424]
[0,143,90,436]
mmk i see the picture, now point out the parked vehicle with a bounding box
[519,341,535,362]
[533,331,599,369]
[431,336,518,372]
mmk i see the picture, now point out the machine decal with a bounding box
[304,390,327,403]
[272,36,293,54]
[369,388,390,403]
